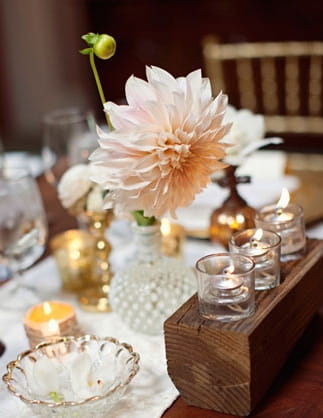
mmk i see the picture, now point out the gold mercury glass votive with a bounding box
[160,218,185,258]
[50,229,97,293]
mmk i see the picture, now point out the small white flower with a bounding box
[24,356,63,398]
[23,351,115,402]
[222,105,282,165]
[58,164,92,209]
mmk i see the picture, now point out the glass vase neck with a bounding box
[218,165,252,207]
[131,222,162,263]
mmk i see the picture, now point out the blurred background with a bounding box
[1,0,323,154]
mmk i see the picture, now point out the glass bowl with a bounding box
[2,335,140,417]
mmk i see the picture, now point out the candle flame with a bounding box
[276,188,290,209]
[160,218,171,236]
[43,302,52,315]
[223,264,235,275]
[253,228,263,241]
[48,319,59,334]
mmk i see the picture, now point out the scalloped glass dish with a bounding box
[3,335,140,418]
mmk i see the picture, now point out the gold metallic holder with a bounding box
[78,210,114,312]
[210,166,256,248]
[50,230,97,293]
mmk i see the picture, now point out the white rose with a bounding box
[58,164,92,209]
[222,106,265,163]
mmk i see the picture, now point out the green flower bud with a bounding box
[93,34,116,60]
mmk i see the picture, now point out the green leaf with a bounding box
[79,47,92,55]
[132,210,157,226]
[49,391,63,403]
[81,32,100,47]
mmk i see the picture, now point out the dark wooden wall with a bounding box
[1,0,323,152]
[87,0,323,104]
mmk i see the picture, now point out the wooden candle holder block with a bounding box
[164,239,323,416]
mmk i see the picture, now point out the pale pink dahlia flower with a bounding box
[90,66,231,218]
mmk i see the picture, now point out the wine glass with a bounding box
[0,136,4,175]
[42,107,99,187]
[0,168,48,309]
[0,137,10,284]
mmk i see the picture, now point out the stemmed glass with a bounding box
[0,137,4,174]
[0,168,48,310]
[42,107,98,188]
[0,138,10,284]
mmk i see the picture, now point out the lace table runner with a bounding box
[0,222,223,418]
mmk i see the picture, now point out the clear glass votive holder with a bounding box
[229,228,281,290]
[255,203,306,261]
[195,253,255,322]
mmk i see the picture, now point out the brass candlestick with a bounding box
[210,166,256,248]
[78,210,114,312]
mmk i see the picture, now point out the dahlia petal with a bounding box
[125,75,156,107]
[146,66,178,90]
[141,99,171,131]
[200,78,213,104]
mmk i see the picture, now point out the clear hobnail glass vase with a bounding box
[109,222,196,335]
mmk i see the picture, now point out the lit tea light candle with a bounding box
[255,189,306,260]
[229,228,281,290]
[264,188,294,223]
[160,218,185,258]
[240,229,268,257]
[24,301,79,348]
[215,265,243,291]
[195,253,255,322]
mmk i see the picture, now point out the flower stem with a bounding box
[89,50,113,131]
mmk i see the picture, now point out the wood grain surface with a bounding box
[164,240,323,416]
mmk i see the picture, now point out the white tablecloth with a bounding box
[0,216,224,418]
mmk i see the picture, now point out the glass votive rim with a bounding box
[195,252,255,322]
[255,203,303,227]
[196,252,255,276]
[229,228,281,252]
[229,229,281,290]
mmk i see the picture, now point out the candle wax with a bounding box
[215,275,243,290]
[264,209,294,223]
[26,302,74,323]
[240,241,268,257]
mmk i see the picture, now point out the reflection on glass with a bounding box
[42,107,99,187]
[0,168,48,310]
